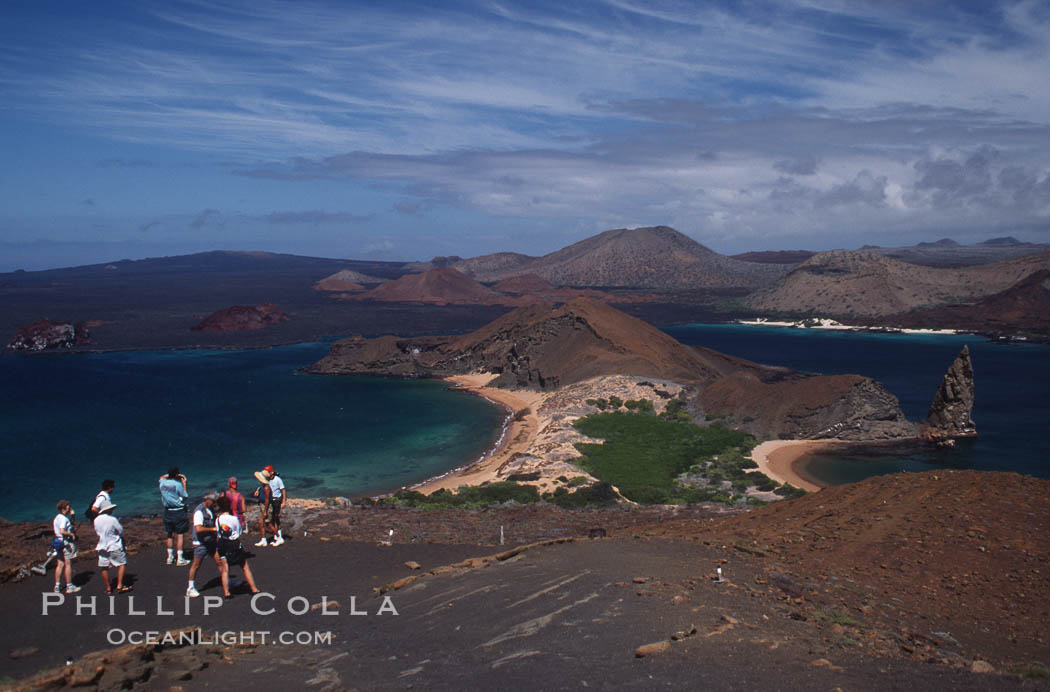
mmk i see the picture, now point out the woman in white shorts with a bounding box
[51,500,81,594]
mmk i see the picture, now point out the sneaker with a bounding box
[53,584,62,593]
[166,555,175,565]
[65,584,81,594]
[254,538,268,547]
[186,586,200,598]
[272,537,284,546]
[176,557,190,566]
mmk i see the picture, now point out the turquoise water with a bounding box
[663,324,1050,485]
[0,343,505,522]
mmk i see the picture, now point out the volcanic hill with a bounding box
[348,267,502,305]
[455,226,788,289]
[746,250,1050,318]
[191,303,289,332]
[313,268,384,291]
[311,297,945,440]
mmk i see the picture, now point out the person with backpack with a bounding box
[85,480,114,521]
[215,495,260,597]
[186,492,229,598]
[51,500,80,594]
[158,467,190,566]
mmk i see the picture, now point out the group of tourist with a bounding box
[48,465,288,599]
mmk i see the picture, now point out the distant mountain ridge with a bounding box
[453,226,788,289]
[746,250,1050,318]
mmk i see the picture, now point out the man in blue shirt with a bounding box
[158,466,190,566]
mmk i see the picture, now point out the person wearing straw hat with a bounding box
[255,465,285,546]
[251,469,273,547]
[93,499,129,594]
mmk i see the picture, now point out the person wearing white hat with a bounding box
[93,499,129,594]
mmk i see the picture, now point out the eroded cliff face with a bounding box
[925,345,976,438]
[698,371,916,441]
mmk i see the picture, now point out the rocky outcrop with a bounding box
[191,303,290,332]
[7,319,90,351]
[924,346,976,438]
[311,298,739,387]
[311,298,922,441]
[699,371,915,441]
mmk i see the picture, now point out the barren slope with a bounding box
[458,226,788,289]
[746,250,1050,317]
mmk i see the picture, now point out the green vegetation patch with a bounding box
[572,411,755,504]
[386,481,541,509]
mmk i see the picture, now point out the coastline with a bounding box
[749,439,843,492]
[410,374,546,494]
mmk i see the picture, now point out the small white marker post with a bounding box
[715,566,725,584]
[500,525,505,545]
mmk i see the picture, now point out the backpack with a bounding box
[84,492,104,521]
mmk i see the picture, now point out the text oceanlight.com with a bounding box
[107,628,334,646]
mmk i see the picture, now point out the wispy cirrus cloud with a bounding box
[1,0,1049,262]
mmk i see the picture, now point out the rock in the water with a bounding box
[925,346,976,438]
[191,303,290,332]
[7,319,90,351]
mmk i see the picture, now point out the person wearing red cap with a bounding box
[222,477,246,532]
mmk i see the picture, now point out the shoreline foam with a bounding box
[410,374,546,494]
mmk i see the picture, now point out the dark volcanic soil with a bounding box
[627,470,1050,667]
[1,471,1047,690]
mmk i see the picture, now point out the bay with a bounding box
[0,343,505,522]
[663,324,1050,484]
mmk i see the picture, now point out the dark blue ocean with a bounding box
[0,343,505,522]
[664,324,1050,485]
[2,327,1047,521]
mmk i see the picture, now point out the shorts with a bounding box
[193,542,217,559]
[269,498,283,524]
[54,539,77,560]
[98,548,127,567]
[163,507,189,535]
[218,539,246,566]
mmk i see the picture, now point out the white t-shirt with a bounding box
[269,475,285,499]
[191,508,212,545]
[217,513,242,541]
[91,490,110,510]
[53,513,73,539]
[93,514,123,552]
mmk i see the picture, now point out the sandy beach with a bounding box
[749,439,842,492]
[412,373,546,493]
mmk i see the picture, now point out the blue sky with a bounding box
[2,0,1049,271]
